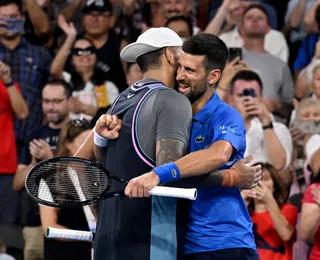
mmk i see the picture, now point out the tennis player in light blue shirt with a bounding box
[125,33,260,260]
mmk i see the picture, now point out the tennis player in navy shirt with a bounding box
[126,34,259,260]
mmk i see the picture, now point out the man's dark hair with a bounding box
[182,33,228,73]
[45,78,73,98]
[136,48,165,73]
[0,0,22,13]
[230,70,263,94]
[243,4,269,24]
[165,16,193,38]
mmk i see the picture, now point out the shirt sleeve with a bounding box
[154,90,192,145]
[306,134,320,164]
[212,107,246,152]
[294,37,312,72]
[273,122,293,170]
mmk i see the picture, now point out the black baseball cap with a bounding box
[82,0,113,14]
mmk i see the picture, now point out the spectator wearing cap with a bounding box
[0,0,52,160]
[79,0,128,92]
[206,1,288,63]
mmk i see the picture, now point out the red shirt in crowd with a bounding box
[302,183,320,260]
[0,81,21,173]
[251,204,298,260]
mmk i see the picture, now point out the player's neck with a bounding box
[143,70,175,89]
[192,89,214,115]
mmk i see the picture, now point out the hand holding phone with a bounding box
[228,47,242,62]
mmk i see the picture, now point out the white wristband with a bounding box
[93,127,108,147]
[306,134,320,164]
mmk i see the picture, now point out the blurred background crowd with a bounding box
[0,0,320,259]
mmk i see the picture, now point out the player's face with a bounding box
[42,85,70,124]
[66,130,91,155]
[312,67,320,98]
[176,52,208,104]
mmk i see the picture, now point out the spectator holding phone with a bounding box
[229,70,292,172]
[241,163,298,260]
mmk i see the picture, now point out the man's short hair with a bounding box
[230,70,263,94]
[45,78,73,98]
[182,33,228,73]
[136,48,165,73]
[165,16,193,37]
[243,4,269,24]
[0,0,22,13]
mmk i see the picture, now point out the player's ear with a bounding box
[207,69,221,86]
[164,48,175,66]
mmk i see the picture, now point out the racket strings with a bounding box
[26,162,111,205]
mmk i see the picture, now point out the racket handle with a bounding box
[46,227,94,242]
[149,186,197,200]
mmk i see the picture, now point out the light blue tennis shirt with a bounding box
[185,93,257,254]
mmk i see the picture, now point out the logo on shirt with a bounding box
[195,135,205,143]
[127,93,135,99]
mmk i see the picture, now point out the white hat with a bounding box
[120,27,183,63]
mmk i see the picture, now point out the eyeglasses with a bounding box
[85,12,111,18]
[71,47,96,56]
[42,98,66,105]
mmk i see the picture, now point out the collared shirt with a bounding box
[0,37,52,153]
[185,93,257,254]
[245,117,292,170]
[219,27,289,63]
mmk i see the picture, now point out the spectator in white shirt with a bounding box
[215,3,289,63]
[229,70,292,172]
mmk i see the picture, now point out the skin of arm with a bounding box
[74,129,95,160]
[59,0,85,22]
[299,202,320,243]
[267,197,295,241]
[303,0,320,34]
[289,0,307,28]
[310,148,320,174]
[24,0,51,37]
[13,163,36,192]
[7,83,29,119]
[204,3,228,35]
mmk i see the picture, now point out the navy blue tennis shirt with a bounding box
[185,93,257,255]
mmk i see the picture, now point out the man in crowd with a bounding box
[13,79,72,260]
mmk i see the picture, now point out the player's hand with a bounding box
[124,171,160,199]
[29,139,53,161]
[95,114,122,139]
[231,155,262,189]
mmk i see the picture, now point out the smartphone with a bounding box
[228,47,242,62]
[242,88,256,98]
[0,18,24,34]
[292,119,320,134]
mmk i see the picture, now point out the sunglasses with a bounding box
[71,46,96,56]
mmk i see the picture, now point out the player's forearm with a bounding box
[174,148,229,178]
[267,198,294,241]
[263,129,286,171]
[7,84,29,119]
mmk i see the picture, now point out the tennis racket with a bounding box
[25,157,197,208]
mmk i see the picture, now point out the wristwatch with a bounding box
[262,122,273,130]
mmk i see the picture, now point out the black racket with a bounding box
[25,157,197,208]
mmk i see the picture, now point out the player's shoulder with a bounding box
[155,88,191,107]
[216,102,244,124]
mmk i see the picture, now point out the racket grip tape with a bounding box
[46,227,94,242]
[149,187,197,200]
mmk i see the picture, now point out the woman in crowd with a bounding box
[39,119,93,260]
[242,163,298,260]
[50,15,119,120]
